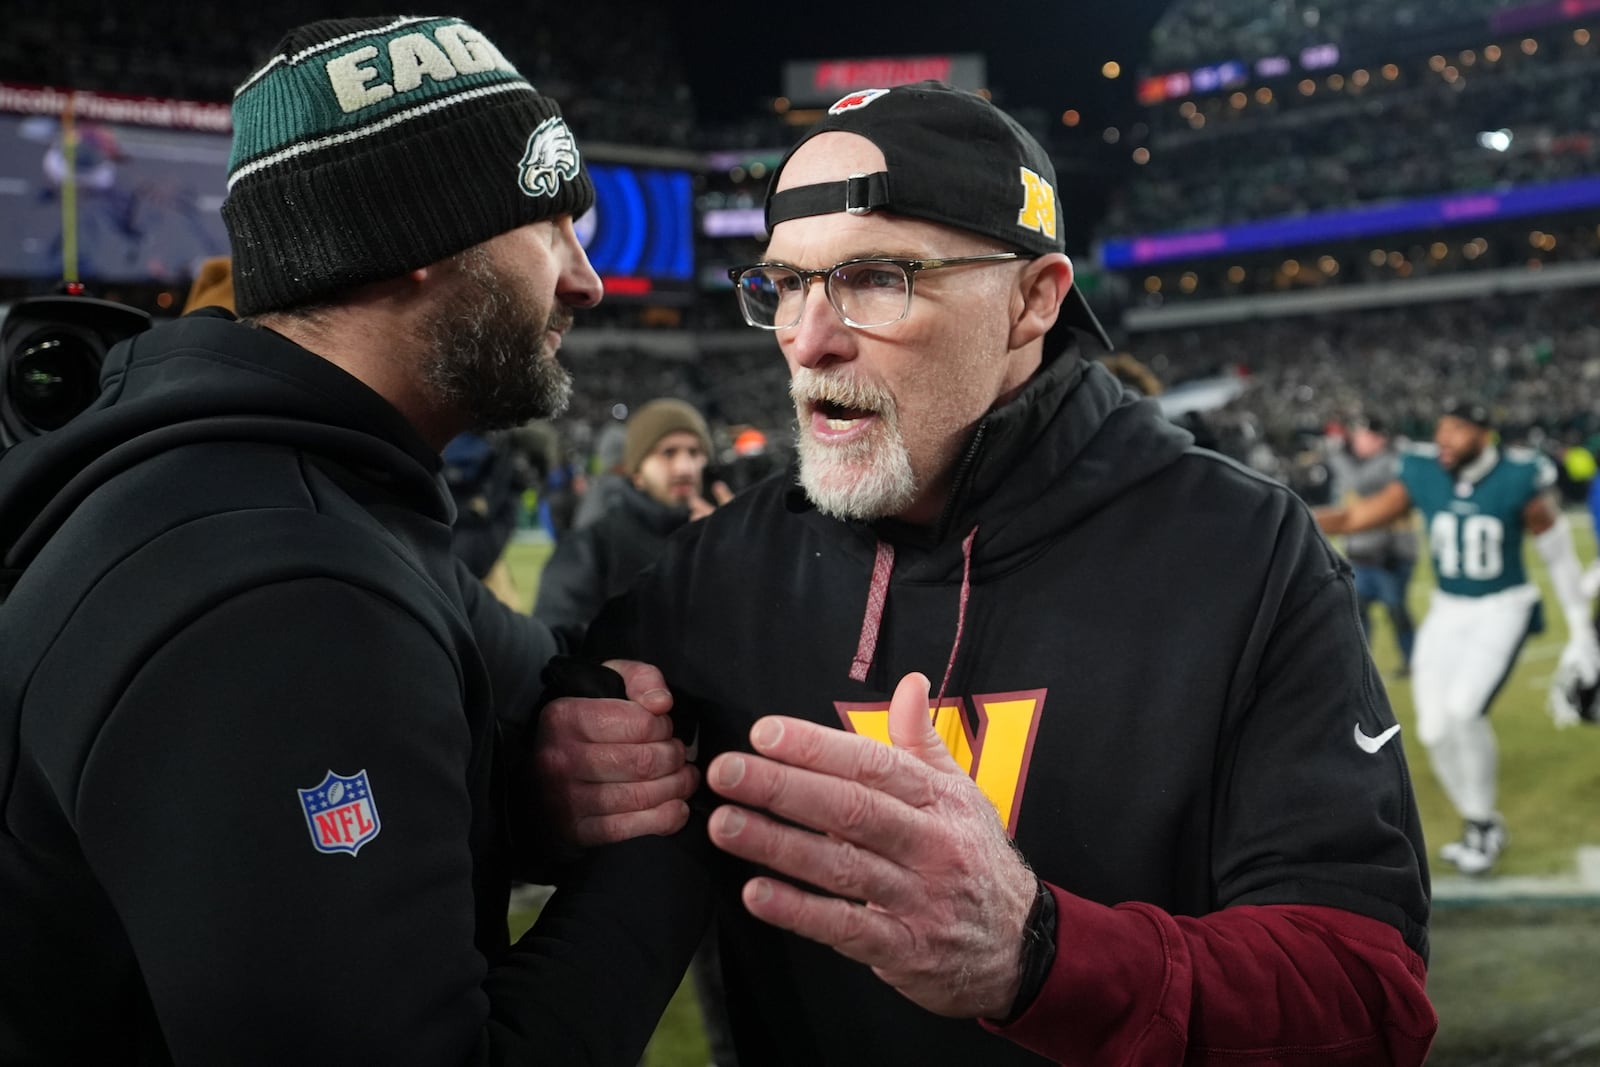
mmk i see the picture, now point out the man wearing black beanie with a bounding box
[0,15,701,1064]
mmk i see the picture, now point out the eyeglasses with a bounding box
[727,253,1036,330]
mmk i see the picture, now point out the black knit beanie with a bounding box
[222,15,595,316]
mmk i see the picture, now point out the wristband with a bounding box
[993,878,1058,1026]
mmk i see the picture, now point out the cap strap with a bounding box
[767,171,892,228]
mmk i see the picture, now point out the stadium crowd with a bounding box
[1126,288,1600,492]
[1148,0,1525,70]
[0,1,694,146]
[1109,24,1600,236]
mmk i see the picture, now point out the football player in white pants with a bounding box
[1317,404,1600,875]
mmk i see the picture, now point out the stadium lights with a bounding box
[1477,129,1513,152]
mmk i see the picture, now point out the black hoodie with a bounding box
[0,311,704,1065]
[588,355,1436,1066]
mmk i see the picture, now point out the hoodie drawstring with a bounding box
[847,525,978,711]
[849,541,896,683]
[935,527,977,708]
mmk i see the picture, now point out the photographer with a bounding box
[0,15,700,1064]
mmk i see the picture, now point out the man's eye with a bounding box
[842,265,903,289]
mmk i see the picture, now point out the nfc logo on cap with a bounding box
[1016,166,1057,240]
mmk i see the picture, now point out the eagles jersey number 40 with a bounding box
[1398,445,1555,597]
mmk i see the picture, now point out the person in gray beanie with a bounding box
[0,15,702,1064]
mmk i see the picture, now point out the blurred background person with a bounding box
[535,396,724,640]
[1316,403,1600,876]
[1327,416,1419,676]
[573,415,631,529]
[532,394,736,1066]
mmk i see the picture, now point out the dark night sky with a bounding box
[663,3,1180,248]
[668,2,1178,124]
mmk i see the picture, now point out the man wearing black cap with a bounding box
[1318,401,1600,876]
[0,15,701,1064]
[539,82,1436,1064]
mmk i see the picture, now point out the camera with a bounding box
[0,296,151,448]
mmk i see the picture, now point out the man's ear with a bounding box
[1009,253,1073,351]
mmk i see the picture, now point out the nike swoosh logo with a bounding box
[1354,723,1402,754]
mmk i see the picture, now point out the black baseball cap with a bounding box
[764,80,1113,351]
[1440,400,1491,428]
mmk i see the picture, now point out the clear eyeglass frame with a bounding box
[727,252,1036,330]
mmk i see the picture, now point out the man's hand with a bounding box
[1581,562,1600,601]
[534,659,698,846]
[705,672,1037,1019]
[688,480,734,522]
[1550,631,1600,727]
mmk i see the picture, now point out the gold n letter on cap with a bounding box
[1016,167,1057,240]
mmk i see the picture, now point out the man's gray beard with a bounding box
[790,372,916,522]
[419,248,572,431]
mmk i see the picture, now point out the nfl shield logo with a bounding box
[298,770,382,856]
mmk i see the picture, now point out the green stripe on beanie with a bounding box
[222,15,594,316]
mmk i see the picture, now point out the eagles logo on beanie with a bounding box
[222,15,595,316]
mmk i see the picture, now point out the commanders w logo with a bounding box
[836,689,1046,834]
[518,115,581,198]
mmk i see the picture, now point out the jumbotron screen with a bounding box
[0,85,694,300]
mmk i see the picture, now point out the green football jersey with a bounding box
[1398,445,1554,597]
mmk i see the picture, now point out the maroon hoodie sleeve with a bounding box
[983,891,1436,1065]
